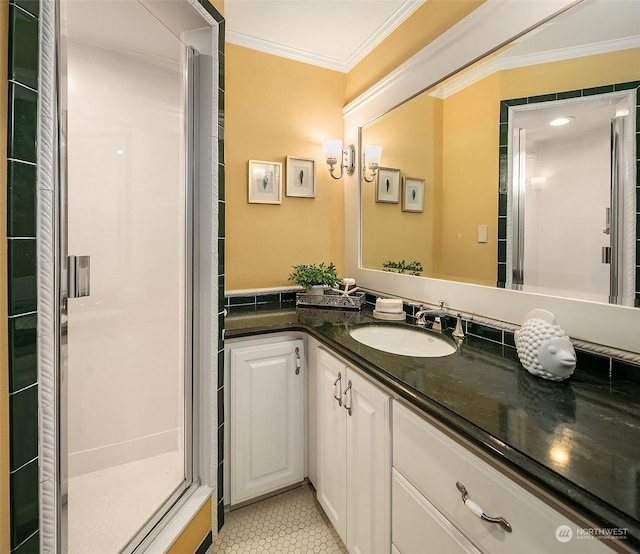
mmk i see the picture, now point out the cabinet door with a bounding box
[345,369,391,554]
[316,348,348,542]
[230,340,304,504]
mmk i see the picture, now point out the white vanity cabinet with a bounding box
[315,347,391,554]
[228,338,305,505]
[392,402,614,554]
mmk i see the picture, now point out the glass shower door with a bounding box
[60,1,191,552]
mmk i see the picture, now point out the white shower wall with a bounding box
[66,40,186,477]
[523,125,611,302]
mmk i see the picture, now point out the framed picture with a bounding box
[286,156,316,198]
[375,167,401,203]
[402,177,425,212]
[248,160,282,204]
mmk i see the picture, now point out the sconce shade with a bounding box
[322,139,343,161]
[364,144,382,168]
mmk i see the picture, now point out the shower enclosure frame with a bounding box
[36,1,222,552]
[505,89,637,306]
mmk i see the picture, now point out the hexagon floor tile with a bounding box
[207,484,348,553]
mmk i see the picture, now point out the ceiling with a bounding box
[224,0,426,72]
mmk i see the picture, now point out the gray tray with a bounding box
[296,290,365,310]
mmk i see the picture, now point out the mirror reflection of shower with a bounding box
[506,90,636,305]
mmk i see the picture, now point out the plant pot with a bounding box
[307,285,325,296]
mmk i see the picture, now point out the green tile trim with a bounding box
[8,314,37,393]
[11,531,39,554]
[7,160,37,238]
[8,239,37,316]
[9,459,39,548]
[9,385,38,471]
[8,4,39,91]
[8,84,38,164]
[9,0,39,19]
[196,0,224,23]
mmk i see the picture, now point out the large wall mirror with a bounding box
[360,0,639,308]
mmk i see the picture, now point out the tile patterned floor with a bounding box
[207,484,348,553]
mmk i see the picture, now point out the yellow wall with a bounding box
[167,498,212,554]
[440,73,500,286]
[361,93,442,275]
[1,2,9,552]
[225,44,346,290]
[346,0,485,103]
[208,0,223,17]
[501,48,640,98]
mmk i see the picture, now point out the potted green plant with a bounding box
[288,262,341,295]
[382,260,423,276]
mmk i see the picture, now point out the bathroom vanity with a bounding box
[224,303,640,554]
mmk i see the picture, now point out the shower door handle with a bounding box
[68,255,91,298]
[601,247,611,264]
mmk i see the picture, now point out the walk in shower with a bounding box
[506,89,637,305]
[44,0,221,552]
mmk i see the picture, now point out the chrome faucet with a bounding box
[415,300,448,329]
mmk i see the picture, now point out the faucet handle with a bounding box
[438,300,446,310]
[452,313,465,339]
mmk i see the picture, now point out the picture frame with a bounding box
[286,156,316,198]
[375,167,401,203]
[248,159,283,204]
[402,177,425,212]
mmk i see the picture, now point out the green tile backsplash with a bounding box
[8,314,37,393]
[6,0,40,551]
[7,83,38,163]
[11,532,39,554]
[8,239,37,316]
[9,459,39,549]
[8,5,39,90]
[9,385,38,470]
[7,160,36,237]
[10,0,39,19]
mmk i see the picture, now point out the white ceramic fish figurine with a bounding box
[514,309,576,381]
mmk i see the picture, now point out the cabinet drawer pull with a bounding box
[333,372,343,406]
[294,347,301,375]
[456,482,512,533]
[343,380,353,416]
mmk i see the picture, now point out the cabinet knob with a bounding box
[456,482,512,533]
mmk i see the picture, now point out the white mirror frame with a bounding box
[343,0,640,354]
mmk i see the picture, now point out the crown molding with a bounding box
[343,0,425,72]
[226,0,426,73]
[227,30,348,71]
[430,35,640,99]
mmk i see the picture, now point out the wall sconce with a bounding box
[362,144,382,183]
[322,139,355,180]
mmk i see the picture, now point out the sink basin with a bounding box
[349,325,457,357]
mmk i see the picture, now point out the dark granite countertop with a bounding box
[225,304,640,551]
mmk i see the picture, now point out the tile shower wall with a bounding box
[200,0,226,533]
[497,81,640,307]
[6,0,40,552]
